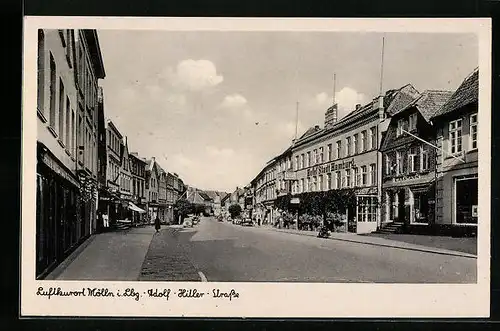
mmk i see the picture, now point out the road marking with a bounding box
[198,271,208,282]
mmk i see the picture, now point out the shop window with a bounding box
[357,196,377,222]
[449,119,463,154]
[470,113,478,150]
[455,177,478,224]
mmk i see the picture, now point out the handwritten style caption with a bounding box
[36,287,240,302]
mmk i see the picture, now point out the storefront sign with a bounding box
[41,153,80,187]
[392,173,421,183]
[306,159,355,177]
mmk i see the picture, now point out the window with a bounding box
[336,141,341,159]
[300,179,304,193]
[319,147,324,163]
[449,119,463,154]
[305,177,309,192]
[353,134,358,155]
[370,127,377,150]
[397,119,408,136]
[470,113,478,150]
[306,152,311,167]
[49,53,56,129]
[361,131,367,152]
[327,144,333,161]
[408,147,418,173]
[312,176,317,191]
[65,97,71,148]
[336,171,341,189]
[295,155,299,170]
[385,154,392,175]
[409,113,417,131]
[354,167,360,186]
[370,163,376,185]
[65,30,72,68]
[420,145,429,171]
[396,151,403,175]
[346,137,351,157]
[361,166,367,186]
[346,169,351,188]
[37,30,45,115]
[58,29,66,47]
[58,79,65,141]
[327,173,332,190]
[312,149,317,165]
[318,175,323,191]
[71,110,75,153]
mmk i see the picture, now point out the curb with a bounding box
[270,228,477,259]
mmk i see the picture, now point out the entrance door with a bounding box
[397,189,405,223]
[455,177,478,224]
[356,196,378,234]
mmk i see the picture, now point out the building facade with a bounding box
[380,90,453,231]
[145,158,160,222]
[129,152,148,222]
[36,29,105,279]
[157,167,168,223]
[431,68,479,235]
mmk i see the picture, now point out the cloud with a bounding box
[206,146,235,157]
[276,120,305,140]
[219,94,248,109]
[312,87,366,119]
[165,59,224,91]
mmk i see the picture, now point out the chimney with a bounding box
[324,104,338,129]
[376,95,385,120]
[314,125,320,130]
[355,104,361,110]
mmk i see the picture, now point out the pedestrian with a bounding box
[154,215,161,233]
[102,211,110,230]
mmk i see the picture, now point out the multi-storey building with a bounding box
[145,157,160,221]
[129,152,147,221]
[157,167,168,223]
[380,90,453,231]
[288,85,420,233]
[250,158,278,225]
[104,120,122,224]
[431,68,479,235]
[118,137,133,220]
[74,29,105,236]
[96,86,108,231]
[36,29,105,279]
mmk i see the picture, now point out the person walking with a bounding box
[154,215,161,234]
[102,211,110,230]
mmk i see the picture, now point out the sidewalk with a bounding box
[46,226,156,281]
[265,227,477,259]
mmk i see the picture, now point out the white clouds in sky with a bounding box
[313,87,367,119]
[166,59,224,91]
[219,93,248,109]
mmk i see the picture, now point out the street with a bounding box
[141,217,476,283]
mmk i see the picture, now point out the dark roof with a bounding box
[431,68,479,119]
[299,126,322,140]
[385,84,421,116]
[394,89,454,122]
[198,192,213,201]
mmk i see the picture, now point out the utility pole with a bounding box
[379,35,385,96]
[333,73,336,105]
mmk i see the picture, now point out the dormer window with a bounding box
[409,113,417,131]
[397,119,408,137]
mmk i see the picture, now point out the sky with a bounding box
[97,31,478,192]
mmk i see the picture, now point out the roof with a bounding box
[198,192,213,201]
[394,89,454,122]
[106,120,123,139]
[299,125,322,140]
[431,68,479,119]
[82,30,106,79]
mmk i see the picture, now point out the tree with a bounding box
[228,204,242,218]
[174,198,193,224]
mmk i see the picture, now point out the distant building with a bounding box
[129,152,147,220]
[145,157,160,221]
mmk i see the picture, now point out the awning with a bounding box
[128,202,146,213]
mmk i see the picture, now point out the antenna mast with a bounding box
[379,36,385,96]
[295,101,299,140]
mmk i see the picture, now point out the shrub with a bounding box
[228,204,242,218]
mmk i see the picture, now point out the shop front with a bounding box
[382,171,436,230]
[36,144,86,279]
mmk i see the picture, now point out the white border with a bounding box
[22,16,491,318]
